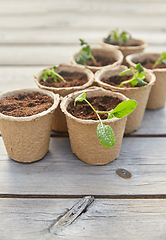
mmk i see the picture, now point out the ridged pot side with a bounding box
[95,65,156,134]
[70,47,123,73]
[126,53,166,109]
[60,87,128,165]
[0,88,59,163]
[100,38,147,65]
[34,64,94,132]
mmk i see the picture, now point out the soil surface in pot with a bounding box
[101,75,148,88]
[104,41,139,47]
[0,92,54,117]
[40,71,88,88]
[135,58,166,69]
[86,55,116,67]
[67,96,122,120]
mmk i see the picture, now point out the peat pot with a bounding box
[100,38,147,65]
[0,88,59,163]
[126,52,166,109]
[34,64,94,132]
[95,65,156,133]
[60,87,128,165]
[70,47,123,73]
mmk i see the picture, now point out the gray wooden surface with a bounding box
[0,0,166,239]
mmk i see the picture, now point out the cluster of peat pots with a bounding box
[0,30,166,165]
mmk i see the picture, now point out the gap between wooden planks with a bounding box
[1,194,166,199]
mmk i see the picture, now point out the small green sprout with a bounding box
[41,66,66,83]
[119,63,147,87]
[104,29,131,46]
[74,92,137,148]
[152,52,166,69]
[75,39,97,66]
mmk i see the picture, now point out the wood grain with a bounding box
[0,137,166,196]
[1,198,166,239]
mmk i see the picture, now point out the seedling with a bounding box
[75,39,97,66]
[152,52,166,69]
[119,63,147,87]
[41,66,66,83]
[74,93,137,148]
[104,29,131,46]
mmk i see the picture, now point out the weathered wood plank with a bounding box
[132,107,166,135]
[1,198,166,239]
[0,137,166,195]
[0,29,166,45]
[0,46,77,66]
[1,0,166,15]
[49,196,94,234]
[0,66,41,91]
[0,13,165,31]
[0,45,165,66]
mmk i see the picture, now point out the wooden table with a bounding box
[1,0,166,239]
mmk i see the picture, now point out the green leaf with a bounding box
[130,78,138,86]
[119,63,147,87]
[136,77,148,86]
[75,53,89,65]
[75,39,96,65]
[104,29,131,45]
[107,110,114,119]
[52,72,58,82]
[104,34,111,43]
[161,59,166,65]
[119,77,137,87]
[97,124,115,148]
[79,39,87,45]
[40,66,65,83]
[135,63,144,73]
[74,92,86,106]
[53,66,59,71]
[119,67,133,76]
[110,100,137,118]
[41,72,48,82]
[153,52,166,68]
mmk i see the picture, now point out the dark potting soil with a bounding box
[136,58,166,69]
[0,92,54,117]
[39,71,88,88]
[86,55,116,67]
[101,75,148,88]
[106,41,139,47]
[67,96,122,120]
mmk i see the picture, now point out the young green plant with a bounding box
[119,63,147,87]
[41,66,66,83]
[75,39,97,66]
[104,29,131,46]
[74,93,137,148]
[152,52,166,69]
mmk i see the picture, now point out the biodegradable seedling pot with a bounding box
[34,64,94,132]
[70,47,123,73]
[100,38,147,65]
[126,52,166,109]
[95,65,156,133]
[0,88,59,163]
[60,87,129,165]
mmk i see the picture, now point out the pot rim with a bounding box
[60,86,129,125]
[34,63,94,92]
[126,52,166,72]
[95,64,156,91]
[0,88,59,121]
